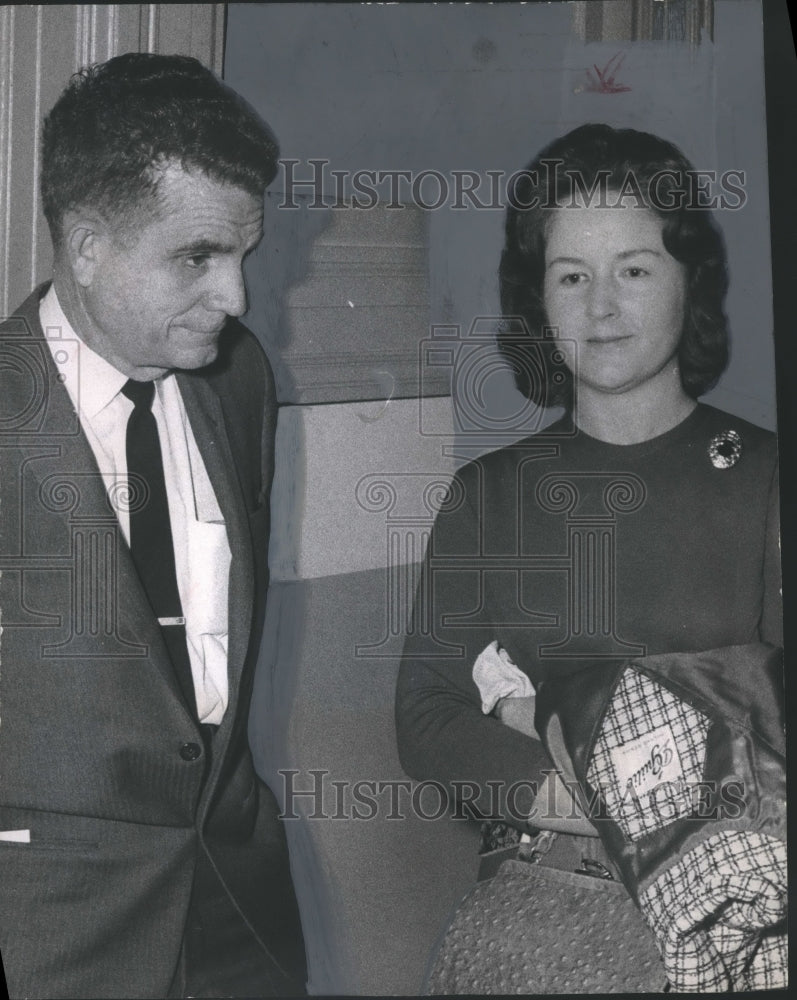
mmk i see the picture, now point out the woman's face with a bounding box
[543,203,687,400]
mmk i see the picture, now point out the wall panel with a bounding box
[0,3,224,316]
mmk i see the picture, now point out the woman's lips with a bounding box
[586,335,633,344]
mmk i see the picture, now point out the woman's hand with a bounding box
[531,771,595,835]
[493,695,539,739]
[494,695,596,835]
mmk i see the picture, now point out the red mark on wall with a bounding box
[583,52,631,94]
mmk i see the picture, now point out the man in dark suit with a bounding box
[0,53,306,998]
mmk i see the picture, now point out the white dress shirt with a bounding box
[40,285,231,724]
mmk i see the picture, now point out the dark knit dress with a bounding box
[396,403,781,822]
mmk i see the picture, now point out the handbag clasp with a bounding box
[575,857,614,880]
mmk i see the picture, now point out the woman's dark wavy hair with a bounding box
[498,123,729,408]
[42,52,280,246]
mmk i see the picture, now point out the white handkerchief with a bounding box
[472,641,534,714]
[186,422,225,523]
[0,829,30,843]
[183,519,231,634]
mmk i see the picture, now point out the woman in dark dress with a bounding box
[396,124,784,992]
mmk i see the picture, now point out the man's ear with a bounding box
[63,213,108,288]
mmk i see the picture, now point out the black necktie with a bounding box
[122,379,198,719]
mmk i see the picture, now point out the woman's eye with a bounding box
[560,272,585,286]
[624,266,649,278]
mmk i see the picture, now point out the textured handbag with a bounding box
[424,831,667,995]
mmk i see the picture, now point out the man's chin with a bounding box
[175,343,220,370]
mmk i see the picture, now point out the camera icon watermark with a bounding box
[0,316,82,438]
[1,313,146,657]
[418,316,576,442]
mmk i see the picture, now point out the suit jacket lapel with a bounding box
[3,287,196,718]
[5,288,256,732]
[176,372,254,730]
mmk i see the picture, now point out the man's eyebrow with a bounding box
[172,228,264,255]
[172,238,236,256]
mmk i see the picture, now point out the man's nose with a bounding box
[586,275,618,320]
[208,264,247,317]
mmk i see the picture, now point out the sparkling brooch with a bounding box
[708,429,742,469]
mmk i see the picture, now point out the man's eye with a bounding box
[185,254,211,269]
[623,266,649,278]
[560,272,586,286]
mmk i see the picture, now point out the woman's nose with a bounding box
[586,275,618,320]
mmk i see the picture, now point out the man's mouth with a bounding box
[177,325,224,339]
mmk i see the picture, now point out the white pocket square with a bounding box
[0,829,30,842]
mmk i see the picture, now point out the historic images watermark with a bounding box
[279,769,748,824]
[277,159,748,211]
[0,321,152,659]
[352,315,648,662]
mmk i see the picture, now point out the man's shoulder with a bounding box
[0,285,48,337]
[209,318,271,379]
[189,318,270,389]
[0,287,52,431]
[184,318,276,420]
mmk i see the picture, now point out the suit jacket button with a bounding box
[180,742,202,761]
